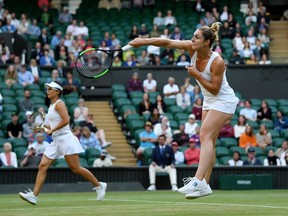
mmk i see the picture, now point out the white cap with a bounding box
[25,111,33,116]
[45,81,63,91]
[189,114,196,119]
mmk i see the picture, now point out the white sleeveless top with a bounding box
[46,99,71,136]
[191,51,238,105]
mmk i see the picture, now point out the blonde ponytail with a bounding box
[210,22,222,41]
[199,22,222,47]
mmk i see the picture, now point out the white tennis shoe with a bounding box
[147,184,156,191]
[178,177,208,194]
[185,184,213,199]
[19,189,38,205]
[94,182,107,201]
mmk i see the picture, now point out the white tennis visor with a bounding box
[45,81,63,91]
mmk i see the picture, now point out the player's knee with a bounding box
[70,165,81,174]
[38,162,49,171]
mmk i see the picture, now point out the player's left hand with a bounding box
[46,129,53,136]
[185,65,199,77]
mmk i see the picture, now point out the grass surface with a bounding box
[1,190,288,216]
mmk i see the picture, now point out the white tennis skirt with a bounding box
[44,132,84,160]
[203,99,238,115]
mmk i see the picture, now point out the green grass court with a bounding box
[1,190,288,216]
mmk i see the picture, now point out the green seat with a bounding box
[281,130,288,139]
[1,89,15,97]
[31,90,46,98]
[215,139,222,146]
[163,98,176,107]
[185,105,193,114]
[129,91,144,99]
[253,147,264,157]
[265,146,278,155]
[0,82,8,90]
[1,119,11,130]
[41,70,51,78]
[14,147,27,159]
[26,84,40,91]
[15,90,25,97]
[163,112,174,121]
[273,138,285,148]
[174,113,189,122]
[31,97,45,105]
[169,120,178,130]
[143,147,154,165]
[112,91,128,100]
[246,120,259,130]
[2,97,16,105]
[88,158,96,166]
[250,98,262,107]
[259,120,274,130]
[221,138,238,148]
[148,91,160,99]
[0,138,7,146]
[115,98,131,113]
[79,158,89,167]
[2,104,18,113]
[234,92,242,99]
[179,146,188,152]
[219,156,231,165]
[0,130,4,138]
[85,148,101,159]
[269,129,280,138]
[34,104,48,112]
[11,83,24,91]
[128,120,145,134]
[216,146,229,158]
[229,146,246,156]
[264,99,277,107]
[279,106,288,115]
[131,98,142,107]
[168,105,183,115]
[133,128,145,146]
[126,113,141,123]
[112,84,126,92]
[277,99,288,107]
[11,138,27,148]
[65,98,79,107]
[120,105,136,117]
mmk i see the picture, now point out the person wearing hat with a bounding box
[20,144,41,168]
[22,111,34,141]
[184,114,198,137]
[19,81,107,205]
[93,150,113,167]
[184,138,200,166]
[243,147,262,165]
[7,113,23,139]
[30,133,50,157]
[137,121,157,166]
[171,141,184,165]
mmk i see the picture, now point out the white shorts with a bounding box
[44,132,84,160]
[203,99,238,115]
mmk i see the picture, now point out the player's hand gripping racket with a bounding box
[26,111,48,133]
[75,45,133,79]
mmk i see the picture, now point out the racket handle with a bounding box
[42,127,48,133]
[122,45,133,51]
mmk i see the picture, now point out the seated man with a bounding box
[171,141,184,165]
[93,150,113,167]
[147,135,178,191]
[20,145,41,167]
[7,113,23,139]
[137,122,157,166]
[243,147,262,165]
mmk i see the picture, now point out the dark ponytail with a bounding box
[54,80,74,96]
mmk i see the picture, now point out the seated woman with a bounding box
[191,97,203,120]
[239,125,257,152]
[257,100,272,121]
[62,71,81,92]
[256,124,272,150]
[263,149,281,166]
[0,142,18,168]
[152,94,167,115]
[138,93,153,116]
[4,65,18,88]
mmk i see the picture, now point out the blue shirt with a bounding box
[139,131,157,148]
[80,133,101,151]
[29,25,41,36]
[18,71,35,85]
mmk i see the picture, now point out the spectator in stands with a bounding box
[7,113,23,139]
[232,31,244,52]
[31,42,43,63]
[0,142,18,168]
[93,149,113,167]
[143,73,157,93]
[127,72,142,92]
[139,93,153,116]
[20,144,41,167]
[112,56,122,67]
[176,54,190,66]
[160,28,171,39]
[128,25,139,40]
[38,0,49,10]
[0,38,10,62]
[19,90,34,113]
[218,120,234,138]
[22,111,34,142]
[27,58,42,84]
[228,151,243,166]
[203,11,215,26]
[76,21,89,37]
[51,30,63,47]
[58,6,72,24]
[245,9,257,26]
[243,147,262,165]
[17,13,30,35]
[212,41,224,55]
[153,116,172,141]
[45,69,61,83]
[220,22,233,39]
[234,115,247,139]
[150,24,161,38]
[98,0,110,10]
[10,12,20,29]
[172,141,185,165]
[170,26,184,41]
[55,45,68,64]
[147,134,178,191]
[256,124,272,149]
[257,100,272,121]
[4,64,17,88]
[74,98,89,126]
[160,48,174,65]
[219,5,229,22]
[66,19,78,37]
[62,71,80,92]
[246,54,258,65]
[39,49,55,66]
[257,17,269,33]
[111,33,120,49]
[18,65,35,87]
[138,24,149,38]
[241,42,253,61]
[176,86,190,110]
[137,121,158,166]
[239,125,257,150]
[38,6,53,31]
[263,149,281,166]
[185,138,200,165]
[80,126,102,151]
[183,77,194,95]
[275,140,288,164]
[193,0,206,14]
[192,97,203,120]
[196,19,205,30]
[229,48,244,65]
[38,28,50,47]
[28,19,41,37]
[13,55,22,72]
[240,100,257,121]
[153,11,164,27]
[173,124,189,146]
[2,17,16,33]
[163,77,179,99]
[184,114,198,137]
[274,111,288,132]
[122,54,137,67]
[189,84,203,104]
[227,13,236,30]
[258,53,271,65]
[190,125,201,148]
[253,39,267,61]
[164,10,177,27]
[152,94,166,115]
[246,30,256,50]
[148,107,160,126]
[30,133,49,157]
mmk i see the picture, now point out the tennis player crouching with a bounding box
[19,81,107,205]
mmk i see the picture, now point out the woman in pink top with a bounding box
[0,142,18,168]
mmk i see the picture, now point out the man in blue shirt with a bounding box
[243,147,262,165]
[18,65,35,87]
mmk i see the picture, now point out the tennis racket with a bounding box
[26,111,48,133]
[75,45,133,79]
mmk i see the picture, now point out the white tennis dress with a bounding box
[44,99,84,159]
[191,51,238,114]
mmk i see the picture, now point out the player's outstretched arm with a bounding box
[129,38,193,52]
